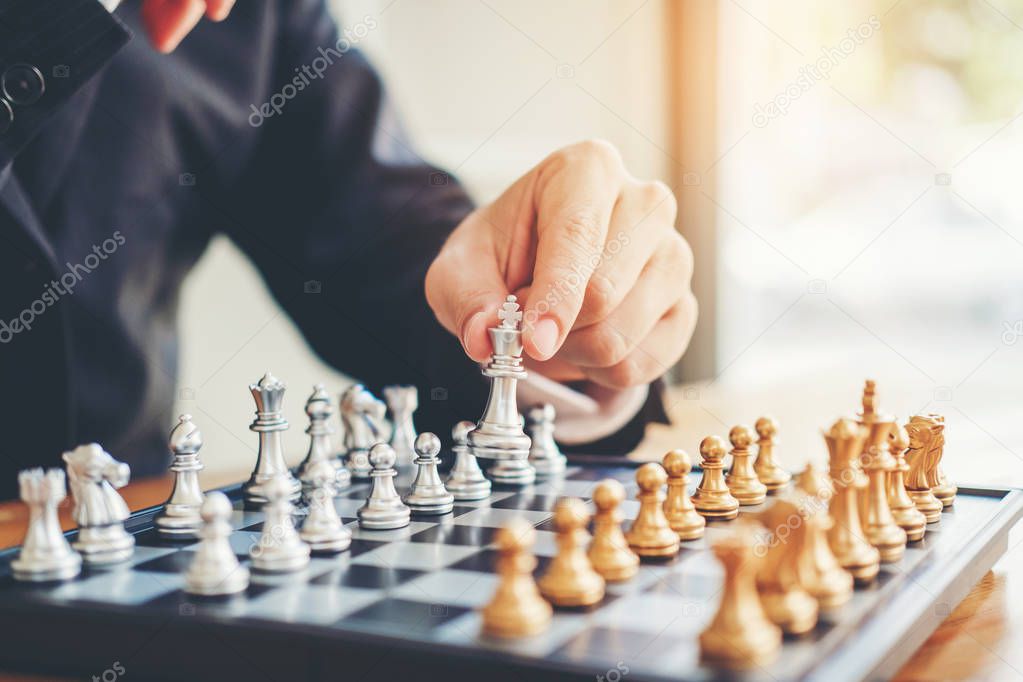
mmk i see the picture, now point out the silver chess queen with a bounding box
[244,371,301,507]
[467,295,535,485]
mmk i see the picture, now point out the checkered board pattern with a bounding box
[0,465,1021,682]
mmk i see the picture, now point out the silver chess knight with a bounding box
[358,443,411,530]
[384,385,418,467]
[63,444,135,565]
[468,295,535,485]
[403,432,454,515]
[341,384,390,479]
[244,371,301,508]
[298,384,350,491]
[300,459,352,553]
[185,491,250,596]
[155,414,205,539]
[446,421,491,501]
[12,468,82,582]
[250,474,311,572]
[526,403,566,476]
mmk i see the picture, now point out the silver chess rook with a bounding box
[341,384,390,479]
[63,444,135,565]
[468,295,535,486]
[299,384,350,491]
[155,414,205,539]
[12,468,82,582]
[244,371,301,507]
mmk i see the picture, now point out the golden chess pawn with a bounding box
[625,463,681,558]
[887,424,926,542]
[481,519,552,638]
[904,415,944,523]
[726,425,767,506]
[825,418,880,585]
[926,414,956,507]
[692,436,740,520]
[699,519,782,670]
[588,479,639,582]
[753,416,791,493]
[860,419,906,563]
[756,497,818,635]
[662,449,706,541]
[539,498,605,607]
[793,465,852,610]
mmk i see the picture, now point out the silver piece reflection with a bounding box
[446,421,491,501]
[526,403,567,476]
[155,414,205,539]
[358,443,411,530]
[64,443,135,565]
[467,295,535,485]
[12,468,82,582]
[185,491,250,596]
[403,432,454,515]
[243,371,301,507]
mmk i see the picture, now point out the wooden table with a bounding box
[1,382,1020,681]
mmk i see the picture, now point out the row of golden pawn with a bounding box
[480,381,956,671]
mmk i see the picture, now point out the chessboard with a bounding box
[0,460,1020,682]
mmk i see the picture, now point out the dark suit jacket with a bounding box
[0,0,666,498]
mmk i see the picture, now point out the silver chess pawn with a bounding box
[12,468,82,582]
[403,432,454,515]
[243,371,301,508]
[63,444,135,565]
[300,460,352,553]
[250,474,310,572]
[526,403,567,477]
[357,443,411,530]
[341,384,390,479]
[468,295,535,486]
[384,385,418,468]
[446,421,491,501]
[298,384,350,491]
[185,491,250,596]
[155,414,205,539]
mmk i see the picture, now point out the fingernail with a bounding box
[462,312,484,354]
[531,317,560,359]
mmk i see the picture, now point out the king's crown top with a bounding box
[497,294,523,331]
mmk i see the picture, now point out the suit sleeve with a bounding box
[0,0,130,170]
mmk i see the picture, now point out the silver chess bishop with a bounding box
[467,295,535,485]
[357,443,411,530]
[185,491,250,596]
[155,414,205,539]
[384,385,418,467]
[341,384,390,479]
[446,421,491,501]
[63,443,135,565]
[403,432,454,515]
[12,468,82,582]
[298,384,350,491]
[526,403,567,476]
[244,371,301,507]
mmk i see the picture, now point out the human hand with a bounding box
[139,0,235,53]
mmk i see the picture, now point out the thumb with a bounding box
[425,213,509,362]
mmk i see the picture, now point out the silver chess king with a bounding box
[467,295,535,485]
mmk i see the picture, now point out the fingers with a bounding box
[582,292,698,389]
[141,0,234,53]
[574,178,677,328]
[522,140,624,361]
[425,211,510,363]
[559,232,692,370]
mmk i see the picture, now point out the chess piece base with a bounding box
[482,599,552,638]
[694,504,739,521]
[909,490,943,523]
[530,455,567,477]
[761,590,818,636]
[891,505,927,542]
[487,459,536,486]
[539,575,605,608]
[591,556,639,582]
[243,474,301,509]
[73,526,135,565]
[667,509,706,540]
[627,529,680,558]
[347,450,372,479]
[404,494,454,516]
[155,510,202,539]
[186,566,250,596]
[358,506,411,530]
[305,533,352,554]
[808,572,853,611]
[845,560,880,585]
[725,475,767,506]
[757,467,792,494]
[447,477,491,501]
[700,626,780,670]
[12,554,82,582]
[933,484,956,508]
[251,546,311,573]
[692,490,740,519]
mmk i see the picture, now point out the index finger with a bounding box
[522,141,623,360]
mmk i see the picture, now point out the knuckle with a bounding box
[639,180,678,220]
[584,272,619,321]
[559,206,604,253]
[603,356,647,389]
[587,324,631,367]
[576,139,622,168]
